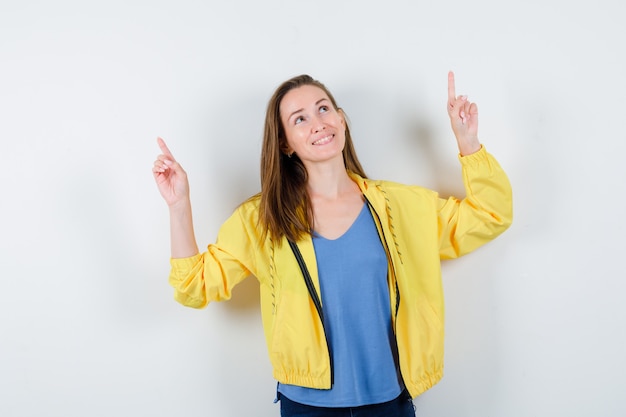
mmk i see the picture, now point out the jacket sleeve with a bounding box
[437,146,513,259]
[167,204,259,308]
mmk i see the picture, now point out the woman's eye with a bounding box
[295,116,304,124]
[319,106,328,113]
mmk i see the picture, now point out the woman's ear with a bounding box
[280,142,293,157]
[338,108,346,127]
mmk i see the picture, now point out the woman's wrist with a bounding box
[458,140,481,156]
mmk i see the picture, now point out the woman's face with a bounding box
[279,84,346,166]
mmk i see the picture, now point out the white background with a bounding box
[2,1,625,416]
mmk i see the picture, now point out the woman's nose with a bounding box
[312,116,325,132]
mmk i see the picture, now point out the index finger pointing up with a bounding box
[448,71,456,104]
[157,137,175,160]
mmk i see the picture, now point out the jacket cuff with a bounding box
[170,253,202,271]
[458,144,487,165]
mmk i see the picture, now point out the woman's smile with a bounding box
[312,134,334,146]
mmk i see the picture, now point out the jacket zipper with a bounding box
[288,240,334,386]
[364,196,401,323]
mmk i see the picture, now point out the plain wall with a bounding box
[2,1,625,416]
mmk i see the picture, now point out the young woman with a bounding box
[152,72,512,416]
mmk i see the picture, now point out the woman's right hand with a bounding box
[152,137,190,207]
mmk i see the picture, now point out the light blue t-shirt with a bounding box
[278,203,403,407]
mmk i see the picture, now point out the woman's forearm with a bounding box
[168,198,199,259]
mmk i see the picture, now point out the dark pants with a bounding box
[279,391,415,417]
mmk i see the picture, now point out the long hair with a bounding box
[259,74,367,243]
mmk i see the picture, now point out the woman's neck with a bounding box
[304,159,357,200]
[304,159,365,240]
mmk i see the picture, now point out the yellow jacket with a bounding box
[168,146,513,398]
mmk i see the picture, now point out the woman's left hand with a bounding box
[447,71,481,156]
